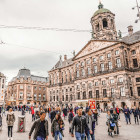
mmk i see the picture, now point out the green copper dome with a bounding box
[93,3,112,17]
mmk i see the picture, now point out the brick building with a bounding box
[48,2,140,109]
[6,68,48,106]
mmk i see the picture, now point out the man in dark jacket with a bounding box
[29,112,49,140]
[85,109,95,140]
[62,107,67,120]
[123,105,131,124]
[50,108,56,123]
[71,108,90,140]
[133,106,139,124]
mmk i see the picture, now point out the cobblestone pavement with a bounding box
[0,111,140,140]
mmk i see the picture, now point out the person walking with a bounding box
[115,106,120,119]
[62,107,67,120]
[93,109,98,125]
[31,107,35,121]
[51,112,65,140]
[85,109,95,140]
[68,108,75,133]
[133,106,139,124]
[71,108,90,140]
[138,106,140,120]
[123,105,131,124]
[6,108,15,140]
[29,111,49,140]
[50,108,56,123]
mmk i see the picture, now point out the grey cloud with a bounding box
[0,53,57,72]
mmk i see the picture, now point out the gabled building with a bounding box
[48,2,140,109]
[6,68,49,106]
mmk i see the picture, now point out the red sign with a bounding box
[89,100,96,110]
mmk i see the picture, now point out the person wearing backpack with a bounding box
[68,108,75,133]
[51,112,65,140]
[6,108,15,140]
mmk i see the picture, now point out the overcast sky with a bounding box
[0,0,139,82]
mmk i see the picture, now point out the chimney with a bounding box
[128,25,133,36]
[64,55,67,61]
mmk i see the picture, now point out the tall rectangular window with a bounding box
[93,58,96,63]
[116,58,121,68]
[96,90,99,98]
[130,87,133,96]
[77,92,80,99]
[136,78,140,82]
[137,87,140,96]
[102,80,106,85]
[87,67,91,75]
[111,88,114,97]
[76,71,79,78]
[66,95,68,101]
[89,91,92,98]
[118,77,123,83]
[107,53,111,58]
[20,85,23,89]
[133,59,138,68]
[108,61,112,70]
[131,50,136,55]
[115,50,119,55]
[110,79,114,84]
[120,87,125,96]
[100,56,104,60]
[101,64,104,72]
[103,89,107,97]
[94,66,98,73]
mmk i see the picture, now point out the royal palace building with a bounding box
[6,68,48,106]
[48,2,140,110]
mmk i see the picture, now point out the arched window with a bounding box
[103,19,108,28]
[111,19,114,28]
[89,91,92,98]
[83,92,86,99]
[96,23,99,32]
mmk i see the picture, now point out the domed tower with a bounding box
[91,1,117,40]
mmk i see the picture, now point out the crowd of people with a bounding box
[0,104,140,140]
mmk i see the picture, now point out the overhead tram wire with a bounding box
[0,41,74,56]
[0,24,130,35]
[0,25,91,32]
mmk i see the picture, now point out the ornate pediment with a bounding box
[75,40,117,59]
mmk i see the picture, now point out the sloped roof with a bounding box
[51,58,73,71]
[31,75,48,82]
[11,68,48,83]
[122,30,140,44]
[93,8,112,17]
[17,68,31,79]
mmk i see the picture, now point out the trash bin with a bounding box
[17,115,26,132]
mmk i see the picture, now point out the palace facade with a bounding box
[48,2,140,109]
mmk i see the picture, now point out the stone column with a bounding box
[119,46,125,68]
[111,49,115,69]
[136,46,140,67]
